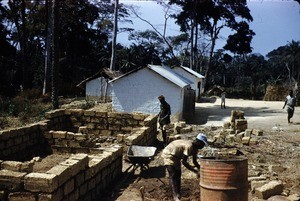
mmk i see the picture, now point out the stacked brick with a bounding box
[215,110,263,146]
[45,109,157,137]
[0,147,122,201]
[0,123,48,161]
[44,109,158,152]
[229,110,247,131]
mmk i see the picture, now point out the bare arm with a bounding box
[283,100,287,109]
[182,154,198,174]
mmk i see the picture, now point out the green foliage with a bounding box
[7,89,51,121]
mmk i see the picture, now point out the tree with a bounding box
[169,0,254,83]
[0,2,17,96]
[110,0,119,71]
[51,0,59,109]
[43,0,52,95]
[267,41,300,85]
[7,0,30,89]
[127,2,179,64]
[241,54,268,99]
[223,21,255,57]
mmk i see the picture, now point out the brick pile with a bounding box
[213,110,263,146]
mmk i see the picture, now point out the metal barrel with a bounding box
[199,156,248,201]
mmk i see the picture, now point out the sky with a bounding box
[118,0,300,56]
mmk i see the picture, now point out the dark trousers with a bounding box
[166,165,181,199]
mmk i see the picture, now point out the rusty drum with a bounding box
[199,156,248,201]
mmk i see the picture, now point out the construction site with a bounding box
[0,98,299,201]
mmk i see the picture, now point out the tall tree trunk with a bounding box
[43,0,52,95]
[51,0,59,109]
[110,0,118,71]
[190,21,194,69]
[8,0,29,89]
[20,0,29,89]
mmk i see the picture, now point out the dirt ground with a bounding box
[101,98,300,201]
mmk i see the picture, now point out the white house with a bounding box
[108,65,194,121]
[77,68,122,101]
[172,66,205,101]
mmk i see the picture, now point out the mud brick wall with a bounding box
[45,109,158,148]
[0,147,122,201]
[0,123,48,161]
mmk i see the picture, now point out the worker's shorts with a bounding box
[287,107,294,119]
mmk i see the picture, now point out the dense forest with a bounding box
[0,0,299,106]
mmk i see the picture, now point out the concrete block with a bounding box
[24,173,59,193]
[95,111,107,117]
[47,165,71,186]
[245,129,252,137]
[66,132,75,140]
[60,158,88,177]
[68,189,79,201]
[255,180,284,199]
[0,170,25,191]
[84,110,95,117]
[248,175,267,182]
[20,161,34,173]
[52,131,67,139]
[63,179,74,195]
[236,132,244,142]
[251,180,268,192]
[250,137,259,145]
[75,172,85,186]
[1,161,22,172]
[252,129,263,136]
[267,195,289,201]
[116,134,125,143]
[177,126,190,134]
[74,133,88,141]
[242,136,250,145]
[38,188,63,201]
[132,113,147,121]
[8,192,36,201]
[45,109,65,119]
[223,121,231,129]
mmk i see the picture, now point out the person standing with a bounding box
[283,90,296,123]
[161,133,208,201]
[158,95,171,146]
[221,91,226,109]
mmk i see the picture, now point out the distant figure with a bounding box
[283,90,296,123]
[158,95,171,146]
[221,91,226,109]
[161,133,208,201]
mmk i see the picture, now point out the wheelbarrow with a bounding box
[126,145,157,172]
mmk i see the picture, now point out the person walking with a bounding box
[283,89,296,123]
[221,91,226,109]
[161,133,208,201]
[158,95,171,146]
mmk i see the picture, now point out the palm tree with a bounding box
[284,41,300,82]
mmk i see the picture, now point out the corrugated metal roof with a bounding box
[180,65,205,78]
[148,64,192,88]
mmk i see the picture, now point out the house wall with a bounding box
[110,68,185,121]
[172,67,203,98]
[86,77,107,101]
